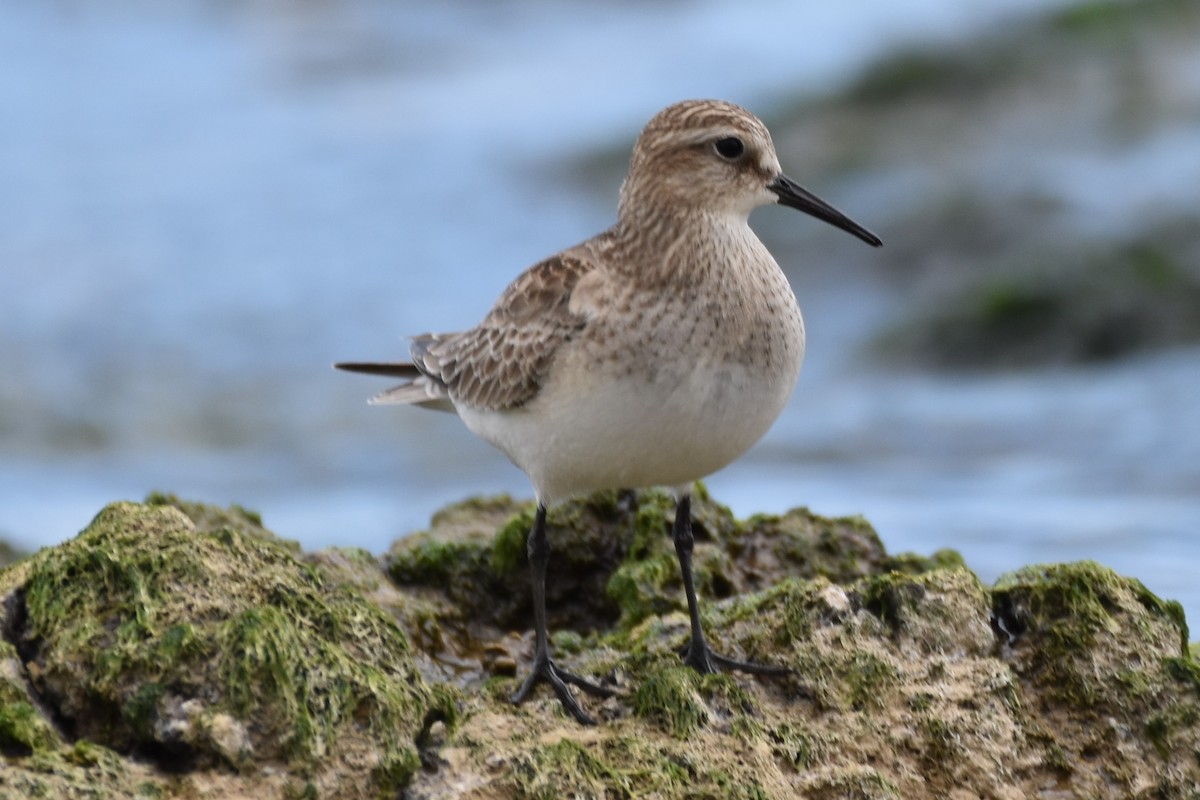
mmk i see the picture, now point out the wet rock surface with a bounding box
[0,490,1195,799]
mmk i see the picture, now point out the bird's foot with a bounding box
[679,638,791,677]
[511,655,614,725]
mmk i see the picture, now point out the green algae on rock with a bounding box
[1,491,1197,799]
[991,561,1200,793]
[0,638,60,752]
[388,492,636,634]
[393,492,1198,800]
[144,490,300,551]
[0,499,437,799]
[382,487,914,688]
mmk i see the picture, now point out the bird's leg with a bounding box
[673,494,790,676]
[511,503,613,725]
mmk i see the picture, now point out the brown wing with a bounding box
[411,253,593,411]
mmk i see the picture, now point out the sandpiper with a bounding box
[337,99,881,724]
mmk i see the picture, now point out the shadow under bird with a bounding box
[337,99,881,724]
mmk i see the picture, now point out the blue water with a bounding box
[3,1,1198,628]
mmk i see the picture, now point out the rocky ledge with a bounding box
[0,489,1196,799]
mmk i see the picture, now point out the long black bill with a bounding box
[769,174,882,247]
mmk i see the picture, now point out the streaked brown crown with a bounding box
[618,99,782,219]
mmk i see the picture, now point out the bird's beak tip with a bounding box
[770,174,881,249]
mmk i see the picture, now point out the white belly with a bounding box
[458,352,801,503]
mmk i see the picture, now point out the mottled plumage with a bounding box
[412,253,591,411]
[337,99,880,724]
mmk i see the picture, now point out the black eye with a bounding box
[714,137,744,160]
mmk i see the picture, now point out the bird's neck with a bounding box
[608,205,756,285]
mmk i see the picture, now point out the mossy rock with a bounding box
[387,491,639,635]
[0,739,165,800]
[993,560,1189,695]
[1,493,1197,798]
[388,487,904,643]
[382,485,927,696]
[401,535,1197,799]
[0,500,438,797]
[730,507,891,590]
[992,561,1200,794]
[144,490,298,550]
[403,556,1018,799]
[852,567,993,657]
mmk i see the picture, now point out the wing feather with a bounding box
[413,253,593,411]
[334,362,422,379]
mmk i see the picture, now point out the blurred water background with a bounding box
[2,1,1198,623]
